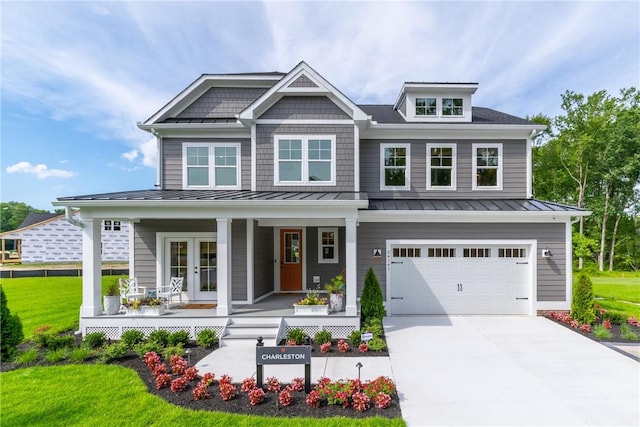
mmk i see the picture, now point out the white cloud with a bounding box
[6,162,77,179]
[122,150,139,162]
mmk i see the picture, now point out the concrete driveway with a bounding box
[383,316,639,426]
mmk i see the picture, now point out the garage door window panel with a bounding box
[427,248,456,258]
[392,247,422,258]
[463,248,491,258]
[498,248,526,258]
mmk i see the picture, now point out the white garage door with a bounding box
[389,243,532,315]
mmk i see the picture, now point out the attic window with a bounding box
[442,98,463,116]
[415,98,437,116]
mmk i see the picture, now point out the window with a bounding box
[392,247,422,258]
[104,220,122,232]
[183,143,241,189]
[274,136,335,185]
[427,143,456,189]
[463,248,491,258]
[427,248,456,258]
[498,248,526,258]
[473,143,502,190]
[416,97,437,116]
[318,228,338,263]
[113,221,121,231]
[380,143,410,190]
[104,220,112,231]
[442,98,463,116]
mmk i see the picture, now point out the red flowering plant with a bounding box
[306,389,321,408]
[200,372,215,386]
[316,376,331,388]
[278,387,294,407]
[183,366,199,382]
[219,382,237,401]
[603,319,612,330]
[580,323,592,333]
[373,392,392,409]
[337,339,350,353]
[359,342,369,353]
[192,382,211,401]
[155,373,172,390]
[219,374,233,385]
[317,379,352,408]
[248,387,265,405]
[320,342,331,353]
[286,339,297,346]
[290,377,305,392]
[352,391,370,412]
[152,364,167,377]
[629,317,640,327]
[143,351,161,370]
[169,355,188,376]
[363,376,396,399]
[241,377,257,393]
[266,376,281,393]
[170,376,188,392]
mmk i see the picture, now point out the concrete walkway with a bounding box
[384,316,640,427]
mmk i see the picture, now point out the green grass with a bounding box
[593,324,613,339]
[573,272,640,320]
[0,276,125,338]
[0,365,405,427]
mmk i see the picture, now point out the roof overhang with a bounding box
[361,123,547,139]
[137,122,248,138]
[394,82,480,110]
[359,209,590,223]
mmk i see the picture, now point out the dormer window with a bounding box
[442,98,463,116]
[416,97,437,116]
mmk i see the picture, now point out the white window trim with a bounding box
[318,227,339,264]
[380,143,411,191]
[426,143,457,190]
[273,135,336,186]
[472,143,503,191]
[182,142,242,190]
[415,97,437,117]
[442,97,464,117]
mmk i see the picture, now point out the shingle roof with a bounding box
[18,212,59,228]
[367,199,586,212]
[358,105,535,125]
[159,117,238,124]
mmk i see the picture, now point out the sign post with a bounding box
[256,345,312,393]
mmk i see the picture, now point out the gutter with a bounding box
[64,206,83,227]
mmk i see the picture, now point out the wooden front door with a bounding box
[280,229,302,291]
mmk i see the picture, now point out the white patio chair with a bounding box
[157,277,184,309]
[119,277,145,302]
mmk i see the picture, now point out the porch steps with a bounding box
[221,317,282,347]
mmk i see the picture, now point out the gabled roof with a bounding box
[360,105,537,125]
[18,212,59,228]
[238,61,370,123]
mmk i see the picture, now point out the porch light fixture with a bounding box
[542,248,553,258]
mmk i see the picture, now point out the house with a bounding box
[0,211,129,264]
[53,61,588,340]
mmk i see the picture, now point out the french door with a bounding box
[164,236,217,301]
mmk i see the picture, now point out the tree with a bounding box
[1,287,24,361]
[360,267,386,324]
[0,201,50,233]
[571,274,595,325]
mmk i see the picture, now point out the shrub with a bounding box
[16,348,39,364]
[628,317,640,327]
[348,329,362,346]
[352,392,370,412]
[147,329,170,347]
[69,347,92,363]
[286,328,306,345]
[363,318,384,338]
[193,382,211,400]
[201,372,215,386]
[306,390,321,408]
[367,337,386,351]
[169,355,188,375]
[241,377,256,393]
[593,324,613,339]
[361,268,386,324]
[571,273,595,325]
[602,319,612,330]
[184,366,199,382]
[98,342,129,363]
[133,341,163,357]
[579,324,592,333]
[314,330,332,345]
[83,332,106,349]
[170,377,188,392]
[320,342,331,353]
[152,364,167,377]
[0,287,23,362]
[363,376,396,397]
[278,387,294,406]
[290,377,305,392]
[120,330,145,349]
[46,334,75,351]
[266,376,281,393]
[374,392,392,409]
[337,339,350,353]
[219,374,233,385]
[168,330,190,347]
[32,326,56,349]
[248,387,265,405]
[45,348,67,363]
[600,310,628,325]
[155,373,172,389]
[163,344,184,359]
[196,329,217,348]
[620,323,639,341]
[219,383,237,401]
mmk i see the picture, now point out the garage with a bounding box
[388,240,533,315]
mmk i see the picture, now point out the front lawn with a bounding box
[0,365,404,427]
[0,276,124,338]
[587,272,640,319]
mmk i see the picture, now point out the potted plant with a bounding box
[125,297,165,316]
[293,287,329,315]
[325,273,345,312]
[103,279,121,315]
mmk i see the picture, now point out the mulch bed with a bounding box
[544,315,640,343]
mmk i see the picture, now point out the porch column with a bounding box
[345,218,358,316]
[81,218,102,317]
[216,218,232,316]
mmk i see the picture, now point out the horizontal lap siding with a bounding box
[162,138,251,190]
[356,222,566,302]
[256,124,355,191]
[360,139,527,199]
[305,227,346,290]
[253,222,274,299]
[177,87,267,118]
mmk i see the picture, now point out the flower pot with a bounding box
[126,306,165,316]
[103,295,121,315]
[293,304,329,316]
[329,293,345,312]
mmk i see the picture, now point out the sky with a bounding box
[1,0,639,211]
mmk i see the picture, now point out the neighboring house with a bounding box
[54,61,588,339]
[0,212,129,264]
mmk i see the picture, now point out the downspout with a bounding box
[64,206,83,227]
[151,128,162,188]
[526,129,536,199]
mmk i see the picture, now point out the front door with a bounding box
[280,229,302,291]
[165,237,217,301]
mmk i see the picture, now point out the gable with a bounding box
[258,96,351,120]
[287,74,318,88]
[176,87,268,119]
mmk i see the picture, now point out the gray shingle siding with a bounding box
[356,222,565,302]
[256,124,355,192]
[360,139,527,199]
[162,138,251,190]
[176,87,267,118]
[288,75,318,88]
[259,96,350,120]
